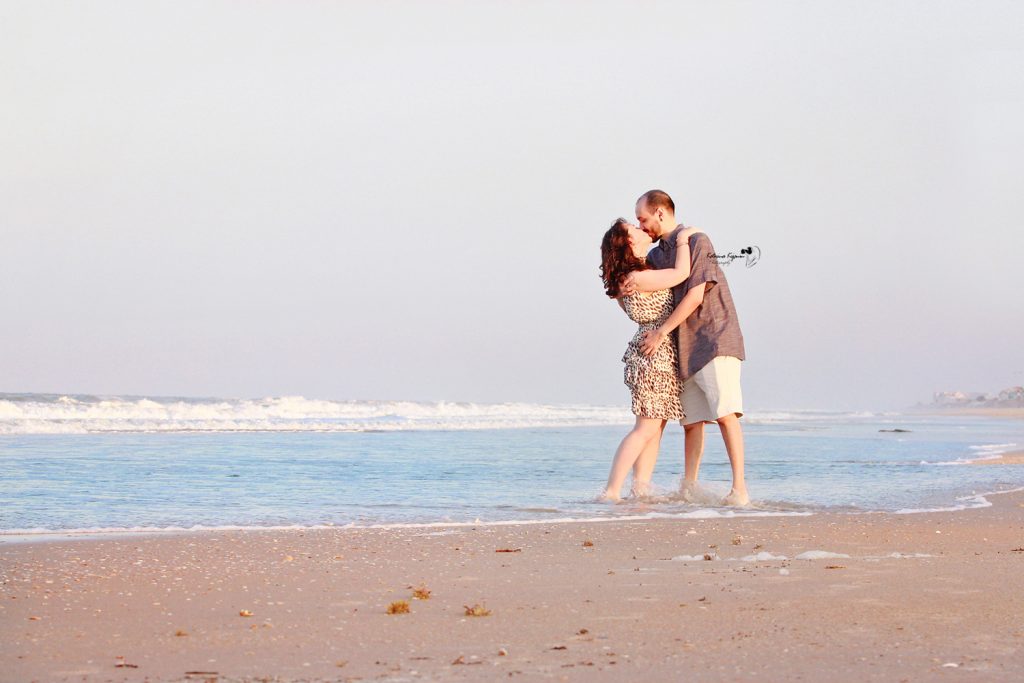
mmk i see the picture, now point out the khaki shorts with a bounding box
[680,355,744,425]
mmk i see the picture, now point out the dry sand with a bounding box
[3,491,1024,682]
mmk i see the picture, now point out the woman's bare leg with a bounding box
[602,417,665,500]
[631,420,666,496]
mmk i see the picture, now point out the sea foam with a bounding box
[920,442,1019,466]
[794,550,850,560]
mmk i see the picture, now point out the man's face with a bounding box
[635,201,662,239]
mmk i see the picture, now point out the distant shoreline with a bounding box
[908,406,1024,420]
[969,449,1024,465]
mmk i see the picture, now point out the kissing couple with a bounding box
[599,189,749,507]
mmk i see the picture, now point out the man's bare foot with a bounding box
[721,488,750,507]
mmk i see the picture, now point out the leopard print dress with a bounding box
[621,289,684,421]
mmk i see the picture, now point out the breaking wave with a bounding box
[0,393,636,434]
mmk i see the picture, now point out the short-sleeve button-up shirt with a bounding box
[647,226,745,380]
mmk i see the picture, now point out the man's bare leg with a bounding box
[680,422,705,500]
[716,413,749,505]
[631,420,666,496]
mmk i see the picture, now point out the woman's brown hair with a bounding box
[600,218,648,298]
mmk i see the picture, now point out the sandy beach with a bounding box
[3,489,1024,682]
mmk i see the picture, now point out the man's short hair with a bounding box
[637,189,675,214]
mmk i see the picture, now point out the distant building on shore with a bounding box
[998,386,1024,402]
[932,391,986,405]
[931,386,1024,407]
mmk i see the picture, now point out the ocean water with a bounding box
[1,393,1022,538]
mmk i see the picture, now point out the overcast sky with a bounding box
[2,1,1022,411]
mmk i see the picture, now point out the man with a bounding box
[624,189,750,506]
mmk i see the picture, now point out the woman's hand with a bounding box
[640,328,666,357]
[621,272,638,297]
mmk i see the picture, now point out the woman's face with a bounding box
[625,223,652,254]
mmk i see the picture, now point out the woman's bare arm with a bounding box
[626,229,694,293]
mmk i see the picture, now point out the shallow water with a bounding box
[1,397,1022,536]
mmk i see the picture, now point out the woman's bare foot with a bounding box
[630,480,653,498]
[679,479,700,502]
[721,488,750,507]
[597,490,621,503]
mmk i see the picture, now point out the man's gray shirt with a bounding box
[647,226,745,381]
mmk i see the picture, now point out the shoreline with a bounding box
[3,490,1024,681]
[969,449,1024,465]
[7,484,1024,546]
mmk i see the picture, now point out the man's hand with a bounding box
[640,328,665,357]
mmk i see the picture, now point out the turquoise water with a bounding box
[2,406,1022,535]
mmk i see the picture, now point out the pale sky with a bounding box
[2,1,1022,411]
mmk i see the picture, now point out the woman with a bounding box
[598,218,693,500]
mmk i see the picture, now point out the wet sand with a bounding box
[970,450,1024,465]
[915,407,1024,420]
[3,491,1024,682]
